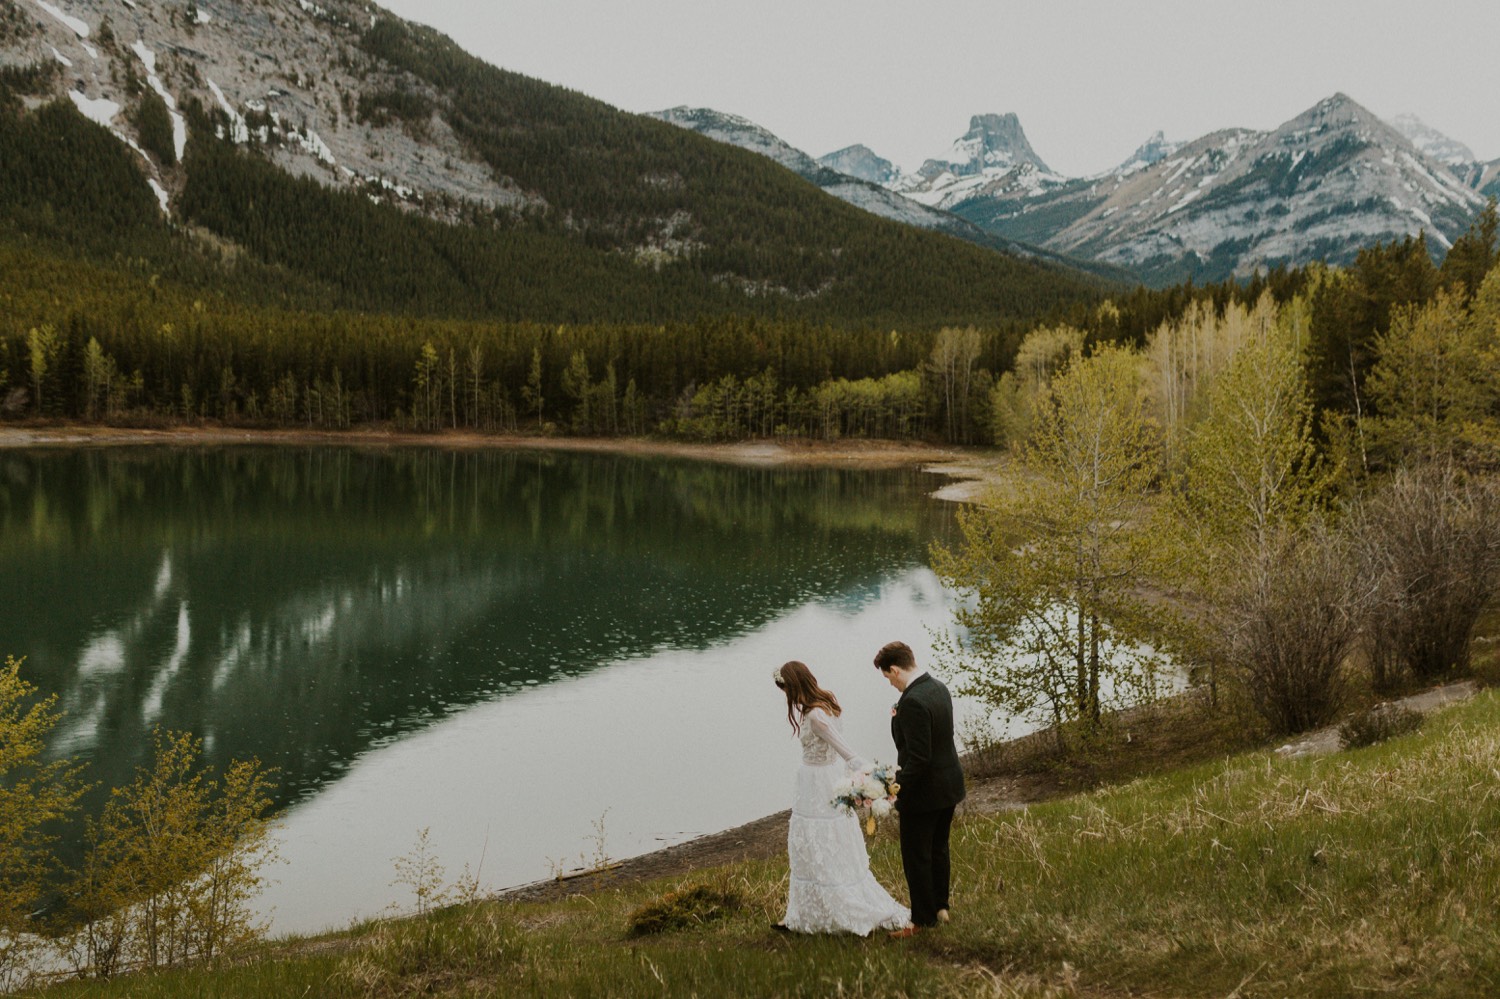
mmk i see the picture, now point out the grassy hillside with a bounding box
[22,675,1500,998]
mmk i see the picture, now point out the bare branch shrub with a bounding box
[1355,465,1500,689]
[1218,522,1363,735]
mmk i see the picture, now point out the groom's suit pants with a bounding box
[899,805,955,927]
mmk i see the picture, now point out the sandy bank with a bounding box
[0,423,1006,499]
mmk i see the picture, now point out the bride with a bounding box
[773,660,911,935]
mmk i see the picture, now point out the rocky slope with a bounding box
[3,0,538,218]
[645,104,1124,275]
[3,0,1119,325]
[816,143,899,186]
[931,95,1488,283]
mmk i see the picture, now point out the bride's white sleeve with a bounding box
[808,710,868,771]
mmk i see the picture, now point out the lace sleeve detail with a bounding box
[808,709,867,770]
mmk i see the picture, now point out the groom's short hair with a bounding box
[873,641,916,672]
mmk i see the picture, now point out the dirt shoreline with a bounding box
[0,423,1005,499]
[497,763,1037,906]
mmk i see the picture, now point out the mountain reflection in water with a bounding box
[3,446,961,927]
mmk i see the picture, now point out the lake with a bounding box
[1,445,983,935]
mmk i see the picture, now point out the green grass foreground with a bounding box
[26,690,1500,998]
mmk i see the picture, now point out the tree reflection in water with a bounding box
[1,446,955,857]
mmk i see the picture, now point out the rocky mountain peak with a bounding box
[647,106,819,177]
[1283,92,1387,140]
[1389,113,1478,167]
[1114,130,1182,176]
[917,111,1049,180]
[817,144,900,186]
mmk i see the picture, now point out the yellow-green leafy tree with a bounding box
[67,729,277,977]
[935,345,1167,747]
[989,324,1083,450]
[0,656,87,992]
[1170,311,1349,732]
[25,324,61,416]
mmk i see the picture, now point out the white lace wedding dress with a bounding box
[782,707,910,935]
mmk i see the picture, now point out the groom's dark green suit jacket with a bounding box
[890,673,966,813]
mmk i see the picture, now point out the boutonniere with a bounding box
[890,705,899,717]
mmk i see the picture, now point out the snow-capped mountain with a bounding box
[1388,115,1500,202]
[1389,113,1477,167]
[6,0,1491,292]
[644,106,972,236]
[637,96,1494,285]
[893,113,1070,210]
[939,94,1489,283]
[645,105,1108,269]
[916,112,1050,178]
[1114,131,1185,177]
[7,0,535,219]
[649,106,823,178]
[817,144,900,186]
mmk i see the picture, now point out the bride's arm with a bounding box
[808,709,868,770]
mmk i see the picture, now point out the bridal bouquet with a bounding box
[832,762,900,834]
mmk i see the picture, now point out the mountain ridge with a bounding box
[889,93,1491,284]
[644,105,1132,281]
[0,0,1112,326]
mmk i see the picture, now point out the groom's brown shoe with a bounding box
[888,925,922,939]
[936,909,950,924]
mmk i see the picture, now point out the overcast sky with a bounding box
[376,0,1500,178]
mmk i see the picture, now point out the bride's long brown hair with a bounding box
[774,660,842,735]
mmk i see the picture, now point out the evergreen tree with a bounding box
[1305,236,1438,430]
[1437,198,1499,303]
[131,90,176,167]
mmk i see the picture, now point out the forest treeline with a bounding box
[0,30,1494,449]
[0,236,1303,444]
[2,203,1491,446]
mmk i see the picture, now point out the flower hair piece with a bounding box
[772,664,786,685]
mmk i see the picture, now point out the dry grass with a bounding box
[26,612,1500,998]
[937,689,1500,997]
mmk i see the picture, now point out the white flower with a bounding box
[871,798,893,818]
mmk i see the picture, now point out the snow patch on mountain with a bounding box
[67,89,118,128]
[147,178,170,212]
[31,0,89,39]
[208,79,249,144]
[1112,131,1183,178]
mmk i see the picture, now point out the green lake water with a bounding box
[2,445,977,933]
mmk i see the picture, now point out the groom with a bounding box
[875,640,965,933]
